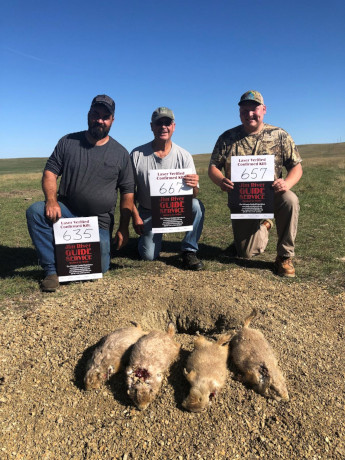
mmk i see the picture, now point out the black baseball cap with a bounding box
[90,95,115,115]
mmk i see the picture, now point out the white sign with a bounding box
[53,216,100,244]
[230,155,275,219]
[149,169,194,233]
[53,217,102,282]
[149,169,193,196]
[231,155,274,182]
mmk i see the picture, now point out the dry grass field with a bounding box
[0,144,344,459]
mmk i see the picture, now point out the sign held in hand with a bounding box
[149,169,193,233]
[53,216,102,282]
[230,155,274,219]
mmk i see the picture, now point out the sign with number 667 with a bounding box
[149,169,193,196]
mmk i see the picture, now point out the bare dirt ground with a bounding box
[1,260,344,459]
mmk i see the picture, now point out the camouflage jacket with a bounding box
[210,124,302,180]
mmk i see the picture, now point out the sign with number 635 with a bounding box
[53,217,100,245]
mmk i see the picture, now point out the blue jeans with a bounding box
[138,198,205,261]
[26,201,111,275]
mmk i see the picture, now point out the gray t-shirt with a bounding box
[130,141,197,209]
[45,131,134,229]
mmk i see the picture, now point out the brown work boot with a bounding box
[41,274,60,292]
[274,256,295,278]
[262,219,274,231]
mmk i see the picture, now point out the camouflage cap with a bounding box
[238,90,264,106]
[91,94,115,115]
[151,107,175,122]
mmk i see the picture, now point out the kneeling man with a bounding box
[208,90,302,277]
[131,107,205,270]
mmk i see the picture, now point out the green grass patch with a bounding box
[0,144,344,300]
[0,157,48,175]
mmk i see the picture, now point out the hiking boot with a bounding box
[41,274,60,292]
[182,251,204,271]
[274,256,295,278]
[262,219,274,231]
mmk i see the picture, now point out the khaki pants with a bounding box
[232,190,299,259]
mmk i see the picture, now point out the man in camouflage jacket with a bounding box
[208,90,303,277]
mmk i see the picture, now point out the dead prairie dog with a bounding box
[84,323,147,390]
[182,334,231,412]
[230,309,289,401]
[126,323,180,410]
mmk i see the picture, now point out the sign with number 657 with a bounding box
[231,155,274,182]
[230,155,274,219]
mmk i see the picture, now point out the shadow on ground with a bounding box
[114,238,275,273]
[0,237,276,287]
[0,245,41,279]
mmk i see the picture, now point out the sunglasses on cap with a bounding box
[154,119,174,127]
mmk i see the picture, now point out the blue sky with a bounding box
[1,0,344,159]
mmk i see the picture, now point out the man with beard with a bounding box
[26,95,134,291]
[208,90,302,277]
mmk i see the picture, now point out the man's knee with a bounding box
[140,252,156,261]
[138,235,160,261]
[26,201,45,220]
[232,219,268,259]
[277,190,299,211]
[138,245,157,261]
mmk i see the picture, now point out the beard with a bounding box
[88,121,111,141]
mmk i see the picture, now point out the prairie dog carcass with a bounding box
[182,334,231,412]
[84,323,147,390]
[126,323,180,410]
[230,309,289,401]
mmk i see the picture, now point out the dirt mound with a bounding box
[1,264,344,459]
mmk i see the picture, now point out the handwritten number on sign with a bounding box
[159,181,184,195]
[73,229,82,240]
[159,183,167,194]
[62,229,93,242]
[63,230,71,241]
[241,168,268,180]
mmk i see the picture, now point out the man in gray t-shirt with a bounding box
[130,107,205,270]
[26,95,134,292]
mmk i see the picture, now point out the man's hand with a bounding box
[114,192,134,250]
[45,199,61,223]
[219,177,234,192]
[114,227,129,250]
[132,215,144,236]
[273,163,303,193]
[42,170,60,222]
[272,178,289,193]
[208,165,234,192]
[183,173,199,188]
[184,173,200,197]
